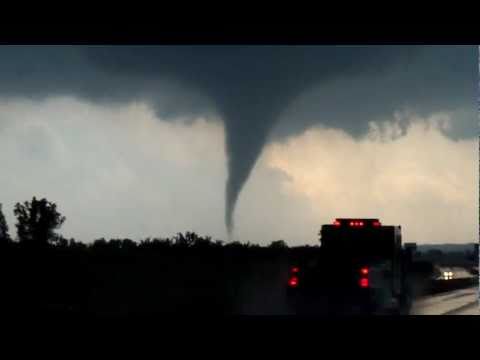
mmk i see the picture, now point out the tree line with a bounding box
[0,197,305,316]
[0,197,293,251]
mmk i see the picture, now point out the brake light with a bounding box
[291,266,300,273]
[288,276,299,288]
[330,218,382,228]
[359,278,369,288]
[359,266,369,288]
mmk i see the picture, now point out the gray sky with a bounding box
[0,45,477,245]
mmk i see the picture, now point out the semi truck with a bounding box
[286,218,415,315]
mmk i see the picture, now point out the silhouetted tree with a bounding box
[120,238,137,251]
[104,238,138,251]
[92,238,108,250]
[51,234,69,248]
[14,197,66,247]
[269,240,288,249]
[68,238,87,251]
[224,241,245,249]
[108,239,123,250]
[0,203,11,244]
[139,237,172,249]
[173,231,206,248]
[192,234,213,248]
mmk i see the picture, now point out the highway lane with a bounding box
[234,263,479,315]
[411,286,479,315]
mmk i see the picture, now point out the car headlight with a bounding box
[443,271,453,280]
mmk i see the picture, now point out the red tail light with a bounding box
[360,267,369,275]
[291,266,300,273]
[359,266,369,288]
[331,219,381,228]
[288,276,299,288]
[359,278,369,288]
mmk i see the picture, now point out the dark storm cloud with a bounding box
[0,45,476,234]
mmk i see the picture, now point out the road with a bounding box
[411,286,479,315]
[234,263,479,315]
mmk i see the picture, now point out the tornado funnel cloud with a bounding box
[79,45,431,238]
[223,109,277,236]
[2,46,464,240]
[225,147,259,235]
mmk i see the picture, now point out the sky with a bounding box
[0,45,477,245]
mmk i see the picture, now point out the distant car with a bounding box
[442,270,454,280]
[433,266,453,281]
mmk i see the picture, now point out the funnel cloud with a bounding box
[0,45,476,236]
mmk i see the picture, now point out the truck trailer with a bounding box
[286,218,414,315]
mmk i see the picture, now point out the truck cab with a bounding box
[287,218,413,315]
